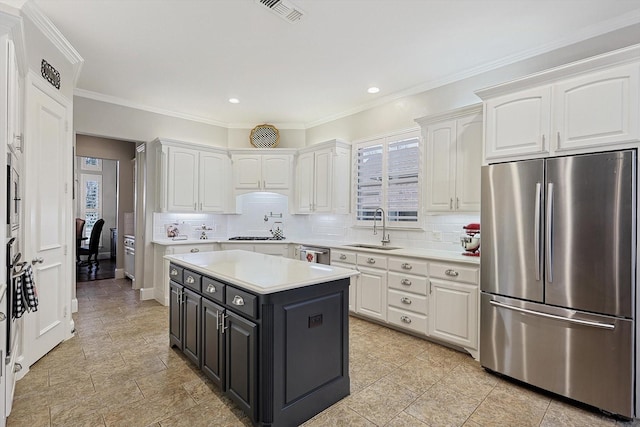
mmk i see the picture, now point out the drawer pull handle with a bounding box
[401,263,412,270]
[206,284,216,293]
[445,269,459,277]
[367,258,376,264]
[340,254,347,260]
[232,295,245,306]
[170,268,178,276]
[400,316,412,324]
[190,248,199,253]
[401,297,412,305]
[400,279,411,286]
[185,275,195,284]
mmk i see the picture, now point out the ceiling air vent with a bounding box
[255,0,305,23]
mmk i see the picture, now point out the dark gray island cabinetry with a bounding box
[166,250,357,426]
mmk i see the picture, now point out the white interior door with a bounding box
[23,76,71,367]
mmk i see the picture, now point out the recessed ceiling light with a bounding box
[367,87,380,94]
[229,98,240,104]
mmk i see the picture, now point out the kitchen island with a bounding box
[165,250,358,426]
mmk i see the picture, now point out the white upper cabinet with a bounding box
[484,87,551,160]
[554,63,639,152]
[478,46,640,163]
[231,151,294,195]
[294,140,350,214]
[417,105,482,213]
[159,141,231,213]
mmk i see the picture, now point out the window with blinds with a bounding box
[355,130,421,225]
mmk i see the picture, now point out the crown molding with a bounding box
[305,9,640,129]
[227,122,306,130]
[21,0,84,85]
[74,88,230,128]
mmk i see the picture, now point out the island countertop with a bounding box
[165,249,358,294]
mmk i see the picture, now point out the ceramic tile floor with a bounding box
[6,278,638,427]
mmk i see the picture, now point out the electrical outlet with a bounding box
[433,231,442,241]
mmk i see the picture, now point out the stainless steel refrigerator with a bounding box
[480,150,636,418]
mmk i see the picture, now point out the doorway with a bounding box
[76,156,118,281]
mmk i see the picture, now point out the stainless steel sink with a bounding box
[345,244,401,251]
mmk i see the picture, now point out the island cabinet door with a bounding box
[169,282,183,349]
[183,288,202,367]
[202,298,225,388]
[225,311,258,421]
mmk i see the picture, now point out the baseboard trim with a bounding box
[114,268,125,279]
[71,298,78,313]
[140,287,155,301]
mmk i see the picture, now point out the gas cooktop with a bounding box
[228,236,286,241]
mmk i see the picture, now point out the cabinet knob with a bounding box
[340,254,347,260]
[185,275,195,284]
[400,316,412,324]
[367,258,375,264]
[400,297,412,305]
[190,248,199,253]
[232,295,245,306]
[170,268,178,276]
[206,284,216,294]
[401,263,412,270]
[400,278,411,286]
[445,269,459,277]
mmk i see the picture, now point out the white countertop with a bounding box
[153,238,479,265]
[165,250,358,294]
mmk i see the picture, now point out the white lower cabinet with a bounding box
[356,266,387,322]
[428,262,479,358]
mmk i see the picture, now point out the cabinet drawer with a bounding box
[388,272,428,295]
[388,306,427,335]
[226,286,258,319]
[182,270,202,292]
[388,257,428,276]
[388,289,428,314]
[169,264,184,284]
[357,253,387,269]
[429,262,479,284]
[331,250,356,265]
[202,277,226,304]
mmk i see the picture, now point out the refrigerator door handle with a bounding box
[534,182,542,281]
[546,183,554,283]
[489,300,615,330]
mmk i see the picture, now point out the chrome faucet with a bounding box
[373,208,391,246]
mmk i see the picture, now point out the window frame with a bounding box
[352,128,423,229]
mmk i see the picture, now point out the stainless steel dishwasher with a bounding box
[298,245,330,265]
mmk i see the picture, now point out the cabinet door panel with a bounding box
[485,87,551,160]
[428,279,478,350]
[313,149,333,212]
[183,289,201,366]
[226,312,257,420]
[202,299,225,387]
[455,116,482,211]
[426,120,456,211]
[169,282,183,349]
[555,64,639,151]
[263,155,291,189]
[167,147,198,211]
[296,152,314,212]
[200,152,228,212]
[233,156,262,189]
[356,267,387,321]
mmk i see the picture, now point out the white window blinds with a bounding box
[355,130,421,225]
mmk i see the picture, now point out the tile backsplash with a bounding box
[153,193,479,251]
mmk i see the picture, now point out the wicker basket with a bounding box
[250,124,280,148]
